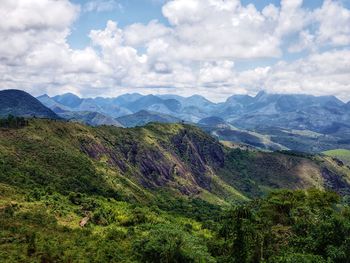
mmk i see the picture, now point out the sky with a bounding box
[0,0,350,102]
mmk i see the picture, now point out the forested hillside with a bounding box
[1,119,350,262]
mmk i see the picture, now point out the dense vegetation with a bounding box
[1,119,350,262]
[2,185,350,262]
[0,115,28,128]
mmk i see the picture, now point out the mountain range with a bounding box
[1,89,350,153]
[38,90,350,129]
[35,89,350,153]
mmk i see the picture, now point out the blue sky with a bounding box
[69,0,169,49]
[67,0,340,71]
[68,0,328,49]
[1,0,350,101]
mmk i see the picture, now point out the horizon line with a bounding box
[1,88,348,104]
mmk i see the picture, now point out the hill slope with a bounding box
[1,120,350,262]
[1,120,349,202]
[0,90,58,119]
[323,149,350,165]
[117,110,181,127]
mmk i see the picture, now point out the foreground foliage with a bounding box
[1,186,350,262]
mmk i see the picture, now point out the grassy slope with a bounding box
[323,149,350,165]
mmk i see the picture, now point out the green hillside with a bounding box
[2,119,350,202]
[1,119,350,262]
[323,149,350,165]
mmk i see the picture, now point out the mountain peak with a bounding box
[0,89,59,119]
[37,94,50,99]
[255,90,267,98]
[53,93,82,108]
[62,92,80,97]
[226,94,254,105]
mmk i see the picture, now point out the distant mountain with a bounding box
[344,102,350,111]
[182,95,215,108]
[38,92,215,123]
[35,91,350,153]
[117,110,181,127]
[111,93,143,107]
[198,116,227,127]
[52,93,83,108]
[39,93,132,119]
[123,95,182,114]
[217,92,348,131]
[0,90,59,119]
[58,111,123,127]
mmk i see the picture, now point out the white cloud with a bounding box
[288,0,350,52]
[0,0,349,102]
[259,49,350,100]
[0,0,112,96]
[199,61,235,84]
[161,0,282,60]
[288,30,316,53]
[0,0,78,62]
[124,20,172,47]
[83,0,121,13]
[314,0,350,46]
[275,0,307,37]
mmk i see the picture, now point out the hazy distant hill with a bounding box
[222,91,348,132]
[117,110,181,127]
[0,90,58,119]
[37,91,350,152]
[198,116,227,127]
[59,111,123,127]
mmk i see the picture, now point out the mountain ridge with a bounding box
[1,119,349,201]
[35,90,350,153]
[38,91,349,105]
[2,89,349,153]
[0,89,59,119]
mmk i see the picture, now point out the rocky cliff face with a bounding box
[79,124,226,196]
[71,122,350,201]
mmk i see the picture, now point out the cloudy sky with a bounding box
[1,0,350,102]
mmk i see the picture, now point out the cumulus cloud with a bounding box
[263,49,350,99]
[0,0,112,96]
[0,0,349,102]
[314,0,350,46]
[83,0,121,13]
[161,0,282,60]
[0,0,78,62]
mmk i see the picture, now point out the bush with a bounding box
[0,115,28,128]
[133,224,215,263]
